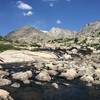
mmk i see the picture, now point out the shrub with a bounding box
[30,43,41,47]
[74,37,78,43]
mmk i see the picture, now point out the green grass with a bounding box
[0,44,21,52]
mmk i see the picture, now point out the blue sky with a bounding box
[0,0,100,35]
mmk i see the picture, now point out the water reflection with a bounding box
[0,79,100,100]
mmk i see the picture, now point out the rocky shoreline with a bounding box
[0,45,100,100]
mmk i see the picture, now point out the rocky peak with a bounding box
[48,27,75,38]
[80,21,100,34]
[6,26,47,43]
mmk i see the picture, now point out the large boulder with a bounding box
[36,70,51,81]
[60,69,77,80]
[80,75,94,83]
[0,79,11,86]
[11,82,20,88]
[0,89,14,100]
[0,70,9,78]
[48,70,58,76]
[12,71,32,83]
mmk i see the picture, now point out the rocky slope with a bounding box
[80,21,100,34]
[6,26,76,43]
[6,26,49,43]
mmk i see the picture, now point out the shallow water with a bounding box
[0,63,100,100]
[0,79,100,100]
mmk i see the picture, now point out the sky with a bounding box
[0,0,100,35]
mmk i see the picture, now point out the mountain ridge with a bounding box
[6,21,100,43]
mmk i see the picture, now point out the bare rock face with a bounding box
[60,69,77,80]
[49,27,75,39]
[0,89,14,100]
[12,71,32,83]
[0,50,57,63]
[36,70,51,82]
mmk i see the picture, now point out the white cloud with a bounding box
[49,3,54,7]
[16,1,32,10]
[56,20,62,24]
[23,11,33,16]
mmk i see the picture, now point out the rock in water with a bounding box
[60,69,77,80]
[80,75,94,83]
[0,79,11,86]
[48,70,58,76]
[11,82,20,88]
[36,70,51,81]
[0,89,14,100]
[51,83,59,89]
[0,65,3,69]
[12,71,32,83]
[0,70,9,78]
